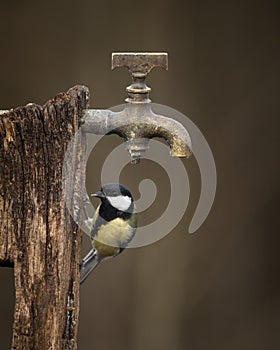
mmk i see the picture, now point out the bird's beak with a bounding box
[91,190,105,198]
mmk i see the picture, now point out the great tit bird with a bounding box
[80,183,137,284]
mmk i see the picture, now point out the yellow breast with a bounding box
[93,218,134,257]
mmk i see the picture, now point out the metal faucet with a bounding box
[82,52,192,163]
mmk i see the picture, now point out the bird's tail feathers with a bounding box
[80,249,100,284]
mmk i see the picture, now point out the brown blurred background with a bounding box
[0,0,279,349]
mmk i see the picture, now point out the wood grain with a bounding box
[0,85,89,350]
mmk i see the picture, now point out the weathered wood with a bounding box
[0,85,89,349]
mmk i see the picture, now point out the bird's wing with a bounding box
[130,211,138,228]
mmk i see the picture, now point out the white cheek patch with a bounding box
[107,195,132,211]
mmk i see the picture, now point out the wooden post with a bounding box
[0,85,89,349]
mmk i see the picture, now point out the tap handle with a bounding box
[112,52,168,77]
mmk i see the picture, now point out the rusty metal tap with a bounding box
[82,52,192,163]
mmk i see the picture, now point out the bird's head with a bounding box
[91,183,134,212]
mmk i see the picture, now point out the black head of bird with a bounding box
[92,183,134,221]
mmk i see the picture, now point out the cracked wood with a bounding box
[0,85,89,350]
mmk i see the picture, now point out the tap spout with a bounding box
[82,104,191,163]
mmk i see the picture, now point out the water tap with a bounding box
[82,52,192,163]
